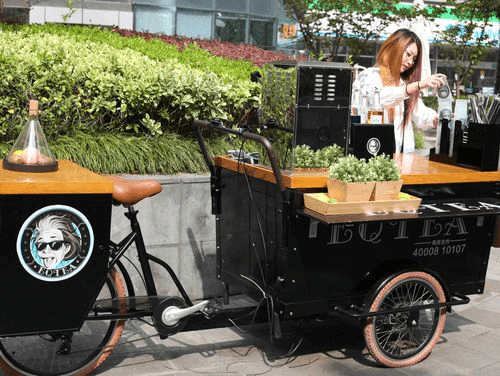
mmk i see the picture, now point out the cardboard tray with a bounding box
[304,192,422,215]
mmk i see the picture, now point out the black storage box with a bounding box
[430,122,500,171]
[349,123,395,159]
[456,122,500,171]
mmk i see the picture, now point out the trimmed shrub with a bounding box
[0,29,260,141]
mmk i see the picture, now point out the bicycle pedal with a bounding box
[202,297,223,319]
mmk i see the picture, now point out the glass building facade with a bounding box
[133,0,286,49]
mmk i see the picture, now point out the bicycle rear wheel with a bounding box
[0,267,126,376]
[363,271,446,368]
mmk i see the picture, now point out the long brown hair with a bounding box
[376,29,422,126]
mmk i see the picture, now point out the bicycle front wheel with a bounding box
[0,267,126,376]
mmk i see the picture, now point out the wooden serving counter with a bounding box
[0,159,113,195]
[214,154,500,189]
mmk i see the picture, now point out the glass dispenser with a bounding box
[351,82,362,124]
[3,100,58,172]
[367,87,384,124]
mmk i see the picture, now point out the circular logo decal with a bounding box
[366,137,381,156]
[17,205,94,282]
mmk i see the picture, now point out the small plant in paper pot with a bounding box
[367,154,403,201]
[327,155,375,202]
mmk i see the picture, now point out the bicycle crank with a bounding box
[161,300,210,326]
[153,296,222,338]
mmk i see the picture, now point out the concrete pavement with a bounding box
[91,246,500,376]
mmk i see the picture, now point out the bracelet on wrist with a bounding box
[405,84,409,96]
[417,81,421,90]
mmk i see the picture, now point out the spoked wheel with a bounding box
[0,267,126,376]
[363,271,447,368]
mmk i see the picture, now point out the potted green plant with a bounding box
[293,144,317,170]
[367,154,403,201]
[317,144,344,168]
[327,155,376,202]
[292,144,344,174]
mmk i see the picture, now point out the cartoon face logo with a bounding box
[17,205,94,282]
[35,215,82,269]
[367,137,381,156]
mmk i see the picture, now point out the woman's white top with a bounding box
[354,67,437,153]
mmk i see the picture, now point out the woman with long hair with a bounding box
[355,29,446,153]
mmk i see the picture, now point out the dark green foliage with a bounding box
[1,132,233,174]
[421,96,438,112]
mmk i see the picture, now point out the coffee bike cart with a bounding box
[0,118,499,375]
[194,118,500,368]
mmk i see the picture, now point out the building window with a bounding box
[1,7,28,24]
[215,12,246,43]
[177,9,212,39]
[483,48,498,62]
[250,18,274,48]
[135,6,175,35]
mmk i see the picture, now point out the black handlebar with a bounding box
[193,119,285,191]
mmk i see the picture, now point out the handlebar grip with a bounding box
[193,119,285,191]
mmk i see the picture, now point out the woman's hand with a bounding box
[433,115,439,127]
[420,74,447,90]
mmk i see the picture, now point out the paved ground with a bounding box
[88,246,500,376]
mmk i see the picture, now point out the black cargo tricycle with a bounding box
[0,119,499,375]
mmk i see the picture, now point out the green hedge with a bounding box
[0,29,260,141]
[0,24,265,173]
[0,23,258,83]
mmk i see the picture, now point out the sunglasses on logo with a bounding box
[36,241,67,251]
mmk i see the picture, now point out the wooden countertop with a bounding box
[0,160,113,195]
[214,154,500,189]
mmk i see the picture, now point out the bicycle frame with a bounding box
[90,203,264,335]
[88,205,194,322]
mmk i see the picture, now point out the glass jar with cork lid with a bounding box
[3,99,58,172]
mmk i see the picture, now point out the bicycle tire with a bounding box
[363,271,446,368]
[0,267,126,376]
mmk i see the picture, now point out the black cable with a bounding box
[242,164,268,285]
[122,253,147,292]
[223,124,306,363]
[227,296,267,333]
[230,132,270,287]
